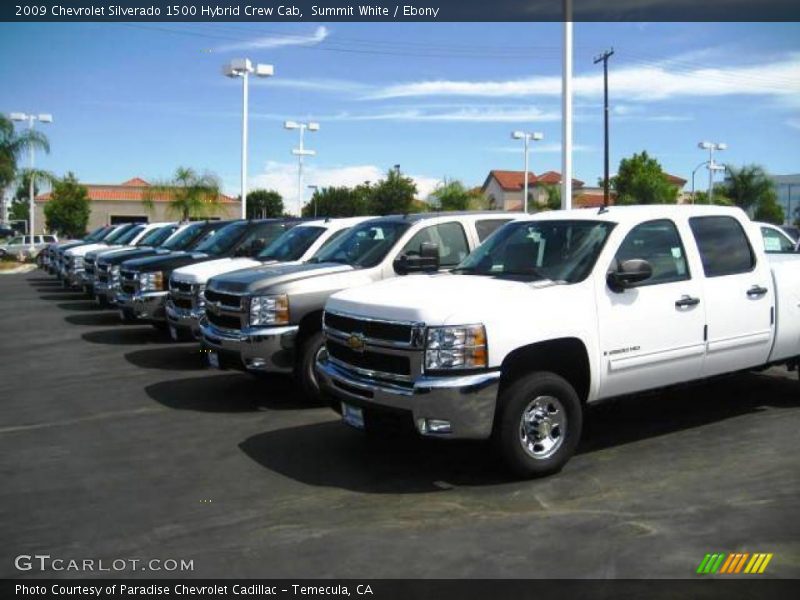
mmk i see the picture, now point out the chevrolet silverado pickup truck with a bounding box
[63,223,143,289]
[42,226,110,274]
[167,217,369,341]
[93,221,221,307]
[51,225,119,279]
[81,222,175,295]
[317,205,800,478]
[59,224,134,285]
[117,218,296,327]
[201,212,517,399]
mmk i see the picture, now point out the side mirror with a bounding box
[607,258,653,293]
[394,241,440,275]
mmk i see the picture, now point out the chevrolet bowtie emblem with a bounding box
[347,332,367,353]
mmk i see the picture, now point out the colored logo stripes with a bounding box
[696,552,773,574]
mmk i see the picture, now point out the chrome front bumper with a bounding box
[116,290,169,321]
[199,319,299,372]
[315,355,501,440]
[66,269,89,288]
[94,280,120,305]
[166,300,204,339]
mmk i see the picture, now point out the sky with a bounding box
[1,21,798,207]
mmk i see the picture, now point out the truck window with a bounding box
[613,220,689,285]
[689,216,755,277]
[315,228,348,253]
[259,226,326,261]
[761,226,795,253]
[476,219,512,242]
[311,221,410,268]
[401,222,469,267]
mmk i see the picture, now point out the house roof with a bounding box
[664,173,687,187]
[483,169,584,192]
[35,177,237,204]
[574,188,616,209]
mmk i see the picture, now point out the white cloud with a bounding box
[249,161,441,208]
[335,106,561,123]
[367,54,800,103]
[262,77,371,95]
[788,118,800,130]
[216,26,329,52]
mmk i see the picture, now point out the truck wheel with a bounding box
[295,330,325,402]
[494,372,582,478]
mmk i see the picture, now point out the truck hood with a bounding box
[66,243,110,257]
[327,273,564,325]
[101,247,165,266]
[120,251,210,273]
[208,262,353,294]
[87,245,127,260]
[171,257,272,284]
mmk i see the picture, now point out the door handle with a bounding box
[675,295,700,308]
[747,285,768,297]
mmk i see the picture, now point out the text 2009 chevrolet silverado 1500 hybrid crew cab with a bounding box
[317,205,800,478]
[117,219,296,327]
[167,217,369,341]
[201,212,517,399]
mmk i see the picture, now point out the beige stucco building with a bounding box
[34,177,240,234]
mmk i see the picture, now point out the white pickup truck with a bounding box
[317,205,800,478]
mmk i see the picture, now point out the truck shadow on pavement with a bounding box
[125,345,207,372]
[39,292,88,301]
[66,312,133,327]
[57,301,109,312]
[82,327,175,345]
[144,372,308,412]
[237,371,799,494]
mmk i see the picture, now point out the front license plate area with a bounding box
[342,402,365,430]
[207,351,220,369]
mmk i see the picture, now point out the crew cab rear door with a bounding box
[688,215,774,376]
[596,218,706,398]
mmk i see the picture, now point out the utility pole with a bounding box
[561,5,573,210]
[594,48,614,207]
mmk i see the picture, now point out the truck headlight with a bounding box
[425,324,487,371]
[139,271,164,292]
[249,294,289,326]
[110,266,121,287]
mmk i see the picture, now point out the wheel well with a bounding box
[296,310,323,347]
[499,338,591,404]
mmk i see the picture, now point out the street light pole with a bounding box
[10,112,52,253]
[285,120,319,217]
[512,130,543,213]
[561,0,573,210]
[223,59,274,220]
[594,48,614,207]
[698,141,727,204]
[691,160,709,203]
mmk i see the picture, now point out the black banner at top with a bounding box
[3,0,800,22]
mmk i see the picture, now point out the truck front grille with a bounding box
[207,311,241,330]
[327,339,411,377]
[205,289,242,308]
[324,312,415,344]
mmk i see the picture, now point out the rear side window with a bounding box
[760,226,795,254]
[689,216,755,277]
[476,219,512,242]
[401,222,470,267]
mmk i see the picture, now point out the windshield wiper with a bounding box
[498,269,546,280]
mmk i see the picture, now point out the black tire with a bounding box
[294,330,325,402]
[493,371,582,479]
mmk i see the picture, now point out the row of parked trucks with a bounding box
[42,206,800,477]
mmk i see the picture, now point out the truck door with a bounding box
[688,215,774,377]
[597,219,706,398]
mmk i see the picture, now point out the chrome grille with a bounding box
[120,269,138,294]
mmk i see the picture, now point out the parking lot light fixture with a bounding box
[10,111,53,251]
[224,58,274,219]
[698,141,726,205]
[511,130,544,213]
[285,121,320,216]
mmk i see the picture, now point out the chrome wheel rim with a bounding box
[519,395,566,459]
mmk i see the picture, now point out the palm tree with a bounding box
[143,167,222,222]
[0,114,51,191]
[720,164,777,214]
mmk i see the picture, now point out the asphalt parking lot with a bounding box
[1,270,799,579]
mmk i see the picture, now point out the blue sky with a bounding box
[1,21,798,204]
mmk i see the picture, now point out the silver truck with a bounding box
[200,212,517,399]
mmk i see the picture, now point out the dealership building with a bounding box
[33,177,240,233]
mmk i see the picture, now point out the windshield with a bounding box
[137,225,175,247]
[103,225,134,243]
[85,226,108,241]
[193,221,248,256]
[258,226,326,261]
[454,220,615,284]
[113,225,146,245]
[310,220,411,268]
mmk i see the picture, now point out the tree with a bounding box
[0,114,50,192]
[43,173,90,237]
[369,169,417,215]
[302,186,369,217]
[430,179,472,211]
[692,189,733,206]
[246,189,283,219]
[754,195,784,225]
[611,151,679,205]
[10,168,58,223]
[719,164,777,215]
[143,167,222,222]
[540,184,561,211]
